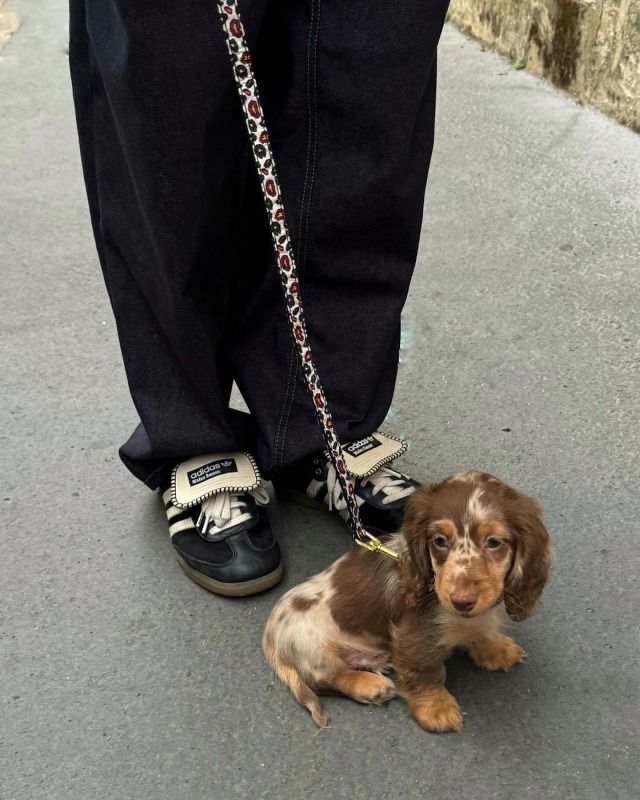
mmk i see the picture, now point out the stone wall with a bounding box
[448,0,640,131]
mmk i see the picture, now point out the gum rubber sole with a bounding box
[176,554,283,597]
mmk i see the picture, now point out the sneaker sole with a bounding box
[175,555,283,597]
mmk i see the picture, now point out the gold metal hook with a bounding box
[355,532,400,561]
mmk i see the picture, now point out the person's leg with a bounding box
[69,0,272,488]
[69,0,284,596]
[229,0,450,475]
[70,0,448,483]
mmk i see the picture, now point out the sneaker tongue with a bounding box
[171,452,261,508]
[341,432,408,478]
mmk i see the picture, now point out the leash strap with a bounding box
[216,1,399,560]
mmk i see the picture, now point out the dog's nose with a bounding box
[450,593,477,613]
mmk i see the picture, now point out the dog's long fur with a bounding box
[263,471,552,730]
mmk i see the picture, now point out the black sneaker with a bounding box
[273,433,419,535]
[162,453,282,596]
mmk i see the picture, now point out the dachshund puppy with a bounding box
[263,471,551,731]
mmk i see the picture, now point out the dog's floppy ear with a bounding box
[504,493,552,621]
[399,487,434,607]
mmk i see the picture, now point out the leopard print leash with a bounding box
[217,1,399,560]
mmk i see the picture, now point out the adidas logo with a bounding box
[345,436,382,458]
[188,457,238,487]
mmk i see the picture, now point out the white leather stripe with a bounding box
[169,519,196,538]
[166,504,186,520]
[162,489,173,505]
[307,478,325,499]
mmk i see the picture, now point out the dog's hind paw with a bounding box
[331,670,397,705]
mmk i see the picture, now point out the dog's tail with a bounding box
[263,634,329,728]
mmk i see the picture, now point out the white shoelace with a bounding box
[324,463,415,513]
[197,485,270,537]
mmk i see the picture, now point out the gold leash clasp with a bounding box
[355,531,400,561]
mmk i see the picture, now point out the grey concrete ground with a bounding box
[1,2,639,798]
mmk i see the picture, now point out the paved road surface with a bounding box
[2,2,639,798]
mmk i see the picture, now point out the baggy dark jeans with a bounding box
[69,0,449,488]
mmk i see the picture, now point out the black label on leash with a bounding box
[188,458,238,486]
[344,436,382,458]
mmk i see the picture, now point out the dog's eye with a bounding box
[432,535,449,549]
[485,537,503,549]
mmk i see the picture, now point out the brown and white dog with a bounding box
[263,471,552,731]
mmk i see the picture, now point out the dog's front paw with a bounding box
[408,686,463,733]
[469,635,527,671]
